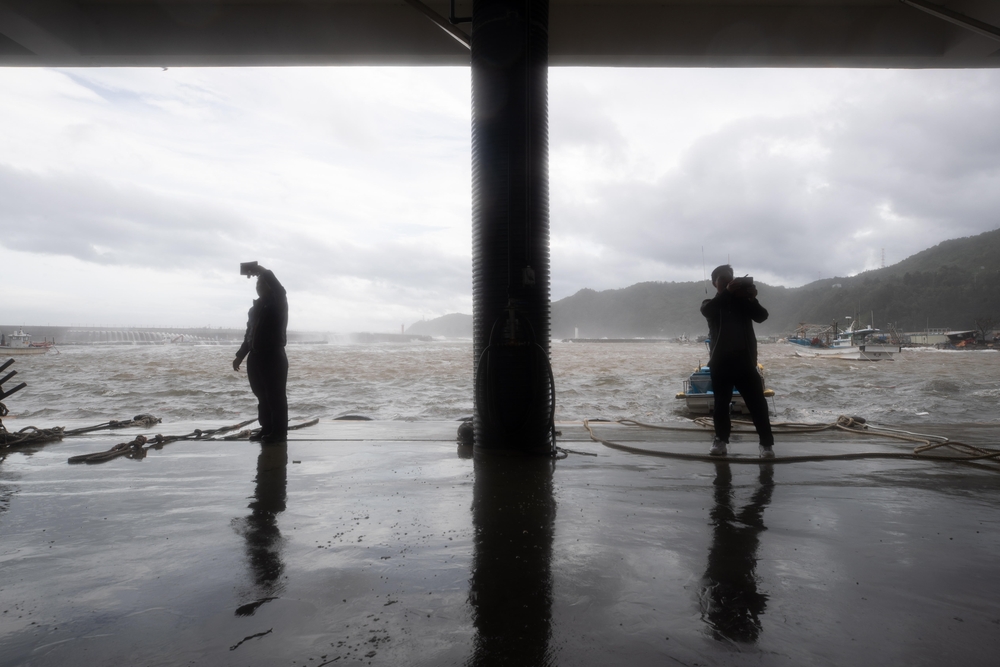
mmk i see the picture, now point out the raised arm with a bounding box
[252,265,286,298]
[745,298,769,324]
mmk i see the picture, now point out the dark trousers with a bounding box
[247,349,288,436]
[710,355,774,447]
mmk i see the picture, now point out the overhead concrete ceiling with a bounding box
[0,1,998,67]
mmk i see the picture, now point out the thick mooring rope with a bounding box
[0,424,66,449]
[67,418,320,464]
[63,414,163,435]
[583,416,1000,469]
[1,414,165,451]
[67,418,257,464]
[1,414,319,464]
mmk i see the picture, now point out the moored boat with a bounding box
[789,323,900,361]
[675,364,775,415]
[1,329,52,355]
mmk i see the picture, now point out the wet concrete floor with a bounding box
[1,420,999,666]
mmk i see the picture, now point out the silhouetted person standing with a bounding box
[700,264,774,458]
[234,265,288,443]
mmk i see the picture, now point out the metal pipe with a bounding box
[402,0,471,49]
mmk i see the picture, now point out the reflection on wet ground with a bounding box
[469,456,556,666]
[1,420,999,666]
[233,444,288,616]
[701,463,773,644]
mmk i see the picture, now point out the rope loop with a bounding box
[579,415,1000,469]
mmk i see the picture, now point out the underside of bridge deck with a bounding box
[1,1,998,67]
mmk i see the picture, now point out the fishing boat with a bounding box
[788,321,900,361]
[0,328,52,355]
[675,364,775,415]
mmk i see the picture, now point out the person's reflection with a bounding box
[466,455,556,667]
[700,462,774,643]
[234,444,288,615]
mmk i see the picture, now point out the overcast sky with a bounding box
[1,66,998,332]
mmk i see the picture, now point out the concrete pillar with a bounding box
[471,0,552,453]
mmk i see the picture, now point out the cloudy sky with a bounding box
[1,66,998,332]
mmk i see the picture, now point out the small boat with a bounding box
[675,364,775,415]
[0,328,52,355]
[789,321,899,361]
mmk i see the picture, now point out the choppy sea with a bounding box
[2,341,999,427]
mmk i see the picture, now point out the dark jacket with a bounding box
[700,291,768,367]
[236,270,287,360]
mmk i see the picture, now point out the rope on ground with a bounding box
[67,418,320,464]
[582,416,1000,469]
[63,414,163,436]
[1,424,66,449]
[67,419,257,464]
[1,414,164,451]
[216,418,321,442]
[555,446,597,458]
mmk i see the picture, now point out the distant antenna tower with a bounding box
[881,248,885,269]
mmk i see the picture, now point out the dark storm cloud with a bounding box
[552,71,1000,287]
[828,78,1000,228]
[285,235,469,297]
[5,67,999,329]
[0,163,469,298]
[0,165,246,265]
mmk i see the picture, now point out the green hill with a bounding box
[405,313,472,338]
[552,227,1000,337]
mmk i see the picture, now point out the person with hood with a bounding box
[234,265,288,443]
[700,264,774,458]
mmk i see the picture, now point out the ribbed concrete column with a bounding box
[471,0,552,453]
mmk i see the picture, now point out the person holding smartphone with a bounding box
[700,264,774,459]
[234,263,288,443]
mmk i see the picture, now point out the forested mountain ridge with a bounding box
[405,312,473,337]
[406,228,1000,338]
[551,227,1000,338]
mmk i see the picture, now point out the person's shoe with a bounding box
[709,437,728,457]
[248,431,267,442]
[261,432,287,445]
[759,445,775,459]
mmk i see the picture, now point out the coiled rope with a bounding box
[583,416,1000,469]
[1,425,66,450]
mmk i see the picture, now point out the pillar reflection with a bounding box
[467,455,557,667]
[700,462,774,643]
[234,444,288,615]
